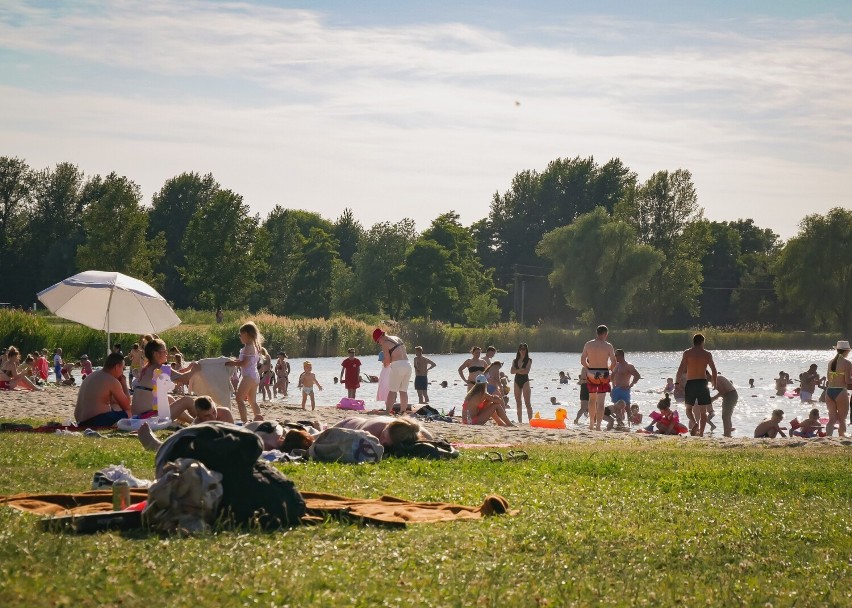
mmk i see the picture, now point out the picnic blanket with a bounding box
[0,489,516,528]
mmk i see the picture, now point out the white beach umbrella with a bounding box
[37,270,181,351]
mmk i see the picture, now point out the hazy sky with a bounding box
[2,1,850,239]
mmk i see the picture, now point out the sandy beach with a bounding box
[1,385,850,450]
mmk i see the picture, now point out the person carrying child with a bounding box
[274,352,290,398]
[298,361,323,410]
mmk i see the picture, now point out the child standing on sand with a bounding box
[754,409,787,438]
[298,361,323,410]
[225,321,264,423]
[340,348,362,399]
[53,348,64,383]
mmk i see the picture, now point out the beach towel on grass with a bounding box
[0,490,516,528]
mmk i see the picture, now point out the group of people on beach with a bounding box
[4,319,851,440]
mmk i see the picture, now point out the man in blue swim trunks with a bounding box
[610,349,641,427]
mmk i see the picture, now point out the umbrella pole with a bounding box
[106,288,114,356]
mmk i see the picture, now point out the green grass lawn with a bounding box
[0,432,849,607]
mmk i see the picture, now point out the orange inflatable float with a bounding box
[530,408,568,429]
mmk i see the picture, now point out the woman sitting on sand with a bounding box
[131,338,198,419]
[0,347,40,391]
[462,377,514,426]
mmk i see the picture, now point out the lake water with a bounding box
[280,349,837,437]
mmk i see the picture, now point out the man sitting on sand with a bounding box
[73,353,131,427]
[754,409,787,438]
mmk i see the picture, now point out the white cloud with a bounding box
[0,1,850,238]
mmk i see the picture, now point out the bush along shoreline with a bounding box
[2,309,835,364]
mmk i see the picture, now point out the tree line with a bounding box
[1,155,849,335]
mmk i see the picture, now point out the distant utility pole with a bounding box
[513,264,549,326]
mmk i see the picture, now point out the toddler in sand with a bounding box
[754,409,786,438]
[298,361,323,410]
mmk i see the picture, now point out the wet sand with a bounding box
[1,385,850,449]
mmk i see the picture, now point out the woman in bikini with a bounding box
[510,343,532,423]
[225,321,265,423]
[457,346,486,388]
[131,338,198,419]
[825,340,851,437]
[461,378,514,426]
[0,347,40,391]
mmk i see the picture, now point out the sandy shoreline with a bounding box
[1,385,850,450]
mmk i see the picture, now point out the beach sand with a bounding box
[2,385,850,449]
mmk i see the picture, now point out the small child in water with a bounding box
[791,408,824,438]
[650,394,681,435]
[754,409,786,438]
[629,403,642,426]
[298,361,323,411]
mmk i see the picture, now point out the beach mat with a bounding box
[0,489,516,528]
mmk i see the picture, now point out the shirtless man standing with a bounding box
[374,328,412,414]
[675,333,717,437]
[580,325,617,431]
[611,349,641,427]
[73,353,131,427]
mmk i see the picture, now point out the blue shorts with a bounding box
[611,386,631,405]
[78,410,128,428]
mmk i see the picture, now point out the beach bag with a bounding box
[142,458,223,534]
[156,422,306,529]
[309,428,384,464]
[336,398,365,411]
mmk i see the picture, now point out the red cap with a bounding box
[372,328,384,342]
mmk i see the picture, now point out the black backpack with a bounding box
[156,422,305,529]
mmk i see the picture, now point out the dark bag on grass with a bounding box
[384,439,459,460]
[155,422,305,529]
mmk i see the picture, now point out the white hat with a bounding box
[836,340,851,351]
[475,374,488,384]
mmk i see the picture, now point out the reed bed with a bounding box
[0,309,834,363]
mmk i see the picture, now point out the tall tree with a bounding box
[728,219,782,326]
[775,207,852,335]
[0,157,33,304]
[615,169,708,326]
[76,173,163,285]
[180,190,265,309]
[29,162,87,296]
[351,219,417,318]
[333,208,363,267]
[285,227,339,318]
[537,207,664,324]
[394,238,457,321]
[698,221,743,326]
[148,172,219,307]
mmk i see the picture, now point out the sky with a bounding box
[1,1,850,240]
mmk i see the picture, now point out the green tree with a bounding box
[351,219,417,318]
[28,162,87,296]
[465,294,501,327]
[0,157,34,304]
[698,221,743,326]
[260,208,334,314]
[615,169,708,326]
[285,227,339,318]
[329,259,361,316]
[775,207,852,335]
[394,239,457,321]
[333,208,363,267]
[728,219,782,326]
[537,207,664,324]
[148,172,219,307]
[76,173,164,285]
[180,190,265,309]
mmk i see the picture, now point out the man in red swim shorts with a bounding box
[580,325,617,431]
